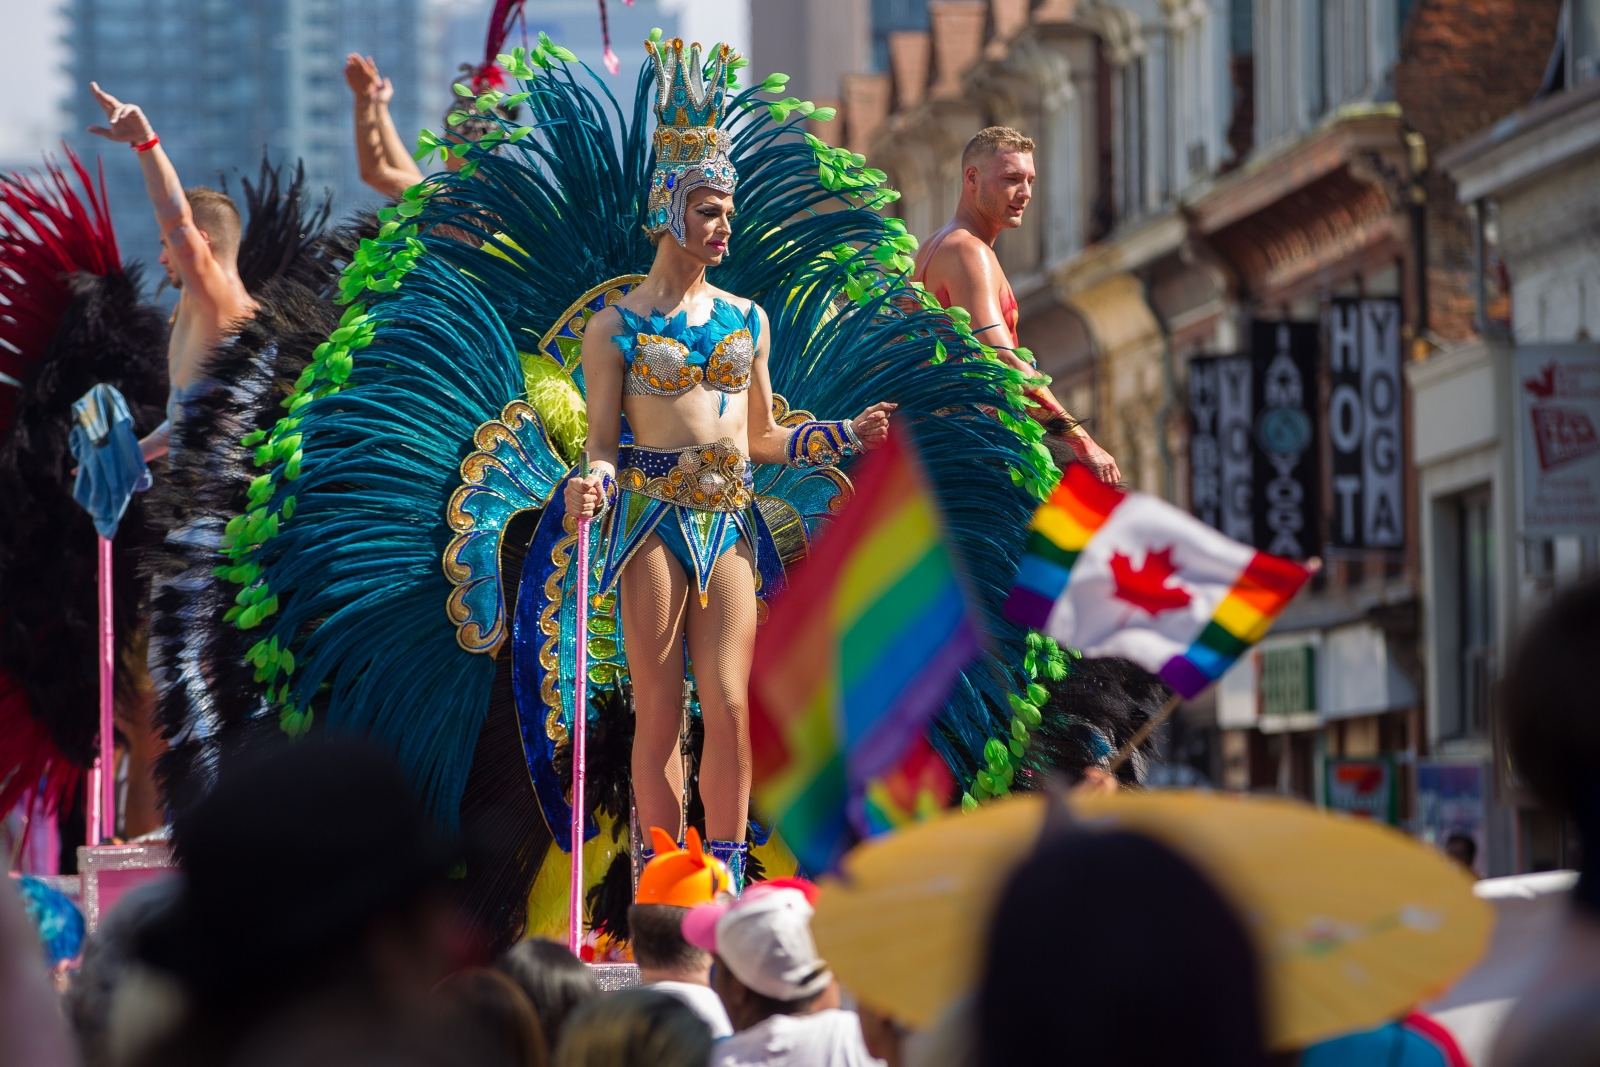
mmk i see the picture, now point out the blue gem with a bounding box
[666,172,676,190]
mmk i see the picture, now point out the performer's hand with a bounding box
[1070,434,1120,485]
[344,54,393,105]
[564,472,606,518]
[86,83,155,144]
[852,401,897,449]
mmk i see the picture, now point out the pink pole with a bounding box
[569,459,591,957]
[96,535,115,844]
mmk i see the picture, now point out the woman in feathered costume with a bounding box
[176,32,1066,944]
[560,39,893,885]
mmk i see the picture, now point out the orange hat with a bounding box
[635,826,731,906]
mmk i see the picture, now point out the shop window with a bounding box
[1261,644,1316,718]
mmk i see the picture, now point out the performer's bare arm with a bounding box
[932,235,1120,483]
[90,84,230,315]
[566,305,624,516]
[89,82,258,461]
[345,54,424,198]
[744,304,894,465]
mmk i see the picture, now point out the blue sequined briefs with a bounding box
[598,438,768,605]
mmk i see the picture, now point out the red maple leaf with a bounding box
[1524,363,1557,398]
[1109,546,1193,615]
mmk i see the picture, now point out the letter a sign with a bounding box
[1328,299,1405,549]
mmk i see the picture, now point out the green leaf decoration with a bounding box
[811,106,837,122]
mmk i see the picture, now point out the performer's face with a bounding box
[969,149,1035,229]
[158,234,182,288]
[681,187,735,265]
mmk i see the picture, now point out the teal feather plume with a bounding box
[224,47,1056,833]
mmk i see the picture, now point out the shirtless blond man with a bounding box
[913,126,1119,484]
[88,82,258,461]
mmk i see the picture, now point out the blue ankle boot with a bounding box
[706,838,749,894]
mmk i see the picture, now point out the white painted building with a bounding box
[1419,61,1600,874]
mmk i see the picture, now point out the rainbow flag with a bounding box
[1005,463,1310,698]
[750,431,979,873]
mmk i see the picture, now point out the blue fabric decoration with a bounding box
[68,383,150,539]
[13,875,85,967]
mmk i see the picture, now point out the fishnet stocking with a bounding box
[620,534,689,840]
[685,541,756,843]
[618,533,757,844]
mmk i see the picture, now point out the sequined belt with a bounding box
[617,438,754,513]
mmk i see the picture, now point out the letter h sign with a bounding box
[1328,299,1405,549]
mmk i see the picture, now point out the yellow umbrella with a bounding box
[812,790,1492,1050]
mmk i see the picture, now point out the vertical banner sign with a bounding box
[1251,321,1320,558]
[1328,300,1405,548]
[1517,344,1600,536]
[1188,356,1254,543]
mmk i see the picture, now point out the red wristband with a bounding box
[131,135,159,153]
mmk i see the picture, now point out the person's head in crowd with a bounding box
[440,68,523,174]
[684,881,833,1032]
[978,827,1266,1067]
[496,938,599,1050]
[1444,832,1478,875]
[1505,576,1600,903]
[131,737,461,1063]
[66,876,185,1067]
[159,187,242,288]
[432,967,549,1067]
[630,827,730,983]
[553,988,712,1067]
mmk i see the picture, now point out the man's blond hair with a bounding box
[183,187,243,261]
[962,126,1036,167]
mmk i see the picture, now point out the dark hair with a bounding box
[979,829,1265,1067]
[1504,576,1600,814]
[433,968,549,1067]
[1445,833,1478,867]
[627,904,708,973]
[553,989,711,1067]
[137,738,455,1005]
[496,939,599,1049]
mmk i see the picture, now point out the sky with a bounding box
[0,0,751,171]
[0,2,70,169]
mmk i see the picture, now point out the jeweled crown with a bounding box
[644,37,740,244]
[646,38,732,163]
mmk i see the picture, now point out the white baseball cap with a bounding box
[682,884,834,1001]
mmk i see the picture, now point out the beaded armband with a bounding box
[596,470,619,515]
[784,419,863,468]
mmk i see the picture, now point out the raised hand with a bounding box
[852,401,897,449]
[86,82,154,144]
[344,54,394,105]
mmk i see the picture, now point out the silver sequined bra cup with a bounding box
[614,298,759,397]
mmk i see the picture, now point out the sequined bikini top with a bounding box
[614,298,759,396]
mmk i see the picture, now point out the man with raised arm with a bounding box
[344,53,424,199]
[913,125,1120,484]
[88,82,258,462]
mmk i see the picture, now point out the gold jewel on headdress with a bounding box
[644,38,739,246]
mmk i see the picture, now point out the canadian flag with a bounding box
[1007,465,1310,697]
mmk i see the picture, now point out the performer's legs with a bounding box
[620,533,690,840]
[684,540,757,844]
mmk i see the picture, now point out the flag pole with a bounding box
[95,534,115,844]
[1104,691,1182,776]
[569,453,591,956]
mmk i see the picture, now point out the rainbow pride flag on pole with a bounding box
[750,430,980,873]
[1005,464,1311,698]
